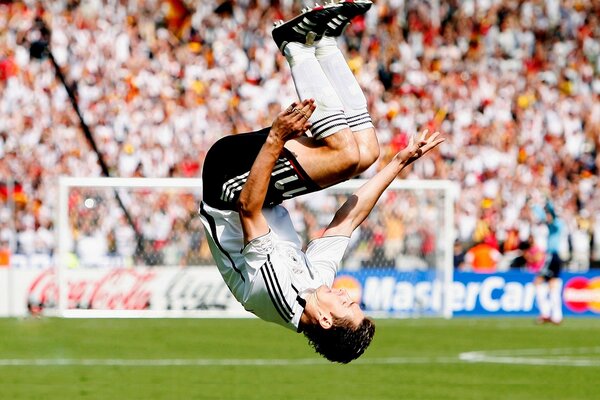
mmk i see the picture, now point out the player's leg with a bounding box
[274,6,361,187]
[534,275,551,323]
[274,2,377,188]
[548,277,563,324]
[314,35,378,175]
[315,0,379,174]
[547,254,563,324]
[282,40,361,187]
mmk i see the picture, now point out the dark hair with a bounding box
[302,317,376,364]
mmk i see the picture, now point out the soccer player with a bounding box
[534,202,565,325]
[199,1,444,363]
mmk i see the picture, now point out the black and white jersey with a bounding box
[199,201,350,331]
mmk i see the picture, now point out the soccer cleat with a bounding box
[323,0,373,37]
[272,4,341,53]
[535,316,551,325]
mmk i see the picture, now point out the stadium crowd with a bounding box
[0,0,599,271]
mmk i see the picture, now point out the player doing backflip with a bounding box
[199,1,444,363]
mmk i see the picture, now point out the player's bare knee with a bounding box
[331,132,361,175]
[353,128,380,174]
[340,143,361,175]
[362,129,380,167]
[321,127,354,150]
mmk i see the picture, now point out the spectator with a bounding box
[463,240,502,273]
[453,240,466,270]
[0,0,597,270]
[0,239,9,267]
[534,202,566,325]
[523,235,546,274]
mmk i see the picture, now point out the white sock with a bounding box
[550,280,563,323]
[284,42,349,140]
[535,283,550,319]
[315,36,373,132]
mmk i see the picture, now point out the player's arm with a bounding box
[237,99,315,245]
[322,130,444,237]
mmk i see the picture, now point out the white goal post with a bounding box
[53,177,457,318]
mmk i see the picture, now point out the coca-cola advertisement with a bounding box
[0,267,249,317]
[27,268,155,313]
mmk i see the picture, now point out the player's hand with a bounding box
[269,99,316,144]
[397,129,445,167]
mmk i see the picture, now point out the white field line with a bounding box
[0,357,459,367]
[460,347,600,367]
[2,348,600,367]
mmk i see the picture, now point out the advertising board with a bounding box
[334,270,600,317]
[0,267,249,317]
[2,267,600,317]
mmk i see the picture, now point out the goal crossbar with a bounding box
[55,177,457,318]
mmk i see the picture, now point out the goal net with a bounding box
[50,177,456,318]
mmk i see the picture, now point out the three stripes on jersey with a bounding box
[220,159,294,203]
[259,254,298,323]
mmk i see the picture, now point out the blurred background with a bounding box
[0,0,599,317]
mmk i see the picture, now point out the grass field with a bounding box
[1,317,599,399]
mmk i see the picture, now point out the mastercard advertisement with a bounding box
[563,277,600,314]
[333,270,600,317]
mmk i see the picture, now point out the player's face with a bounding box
[315,285,364,327]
